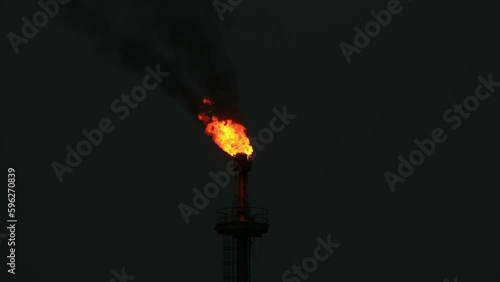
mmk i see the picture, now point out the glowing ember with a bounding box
[202,98,215,105]
[198,98,253,157]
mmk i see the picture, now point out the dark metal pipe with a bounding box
[232,153,252,282]
[234,153,251,222]
[238,170,248,222]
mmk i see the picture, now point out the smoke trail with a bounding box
[63,0,241,121]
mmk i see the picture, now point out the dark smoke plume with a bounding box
[62,0,242,121]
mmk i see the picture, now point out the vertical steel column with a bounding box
[236,236,249,282]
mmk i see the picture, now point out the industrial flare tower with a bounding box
[215,153,269,282]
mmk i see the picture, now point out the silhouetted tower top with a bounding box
[216,153,269,282]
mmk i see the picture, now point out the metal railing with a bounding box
[216,207,269,224]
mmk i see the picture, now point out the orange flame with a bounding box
[198,98,253,157]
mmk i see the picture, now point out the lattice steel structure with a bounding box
[215,153,269,282]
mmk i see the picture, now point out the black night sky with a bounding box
[2,0,500,281]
